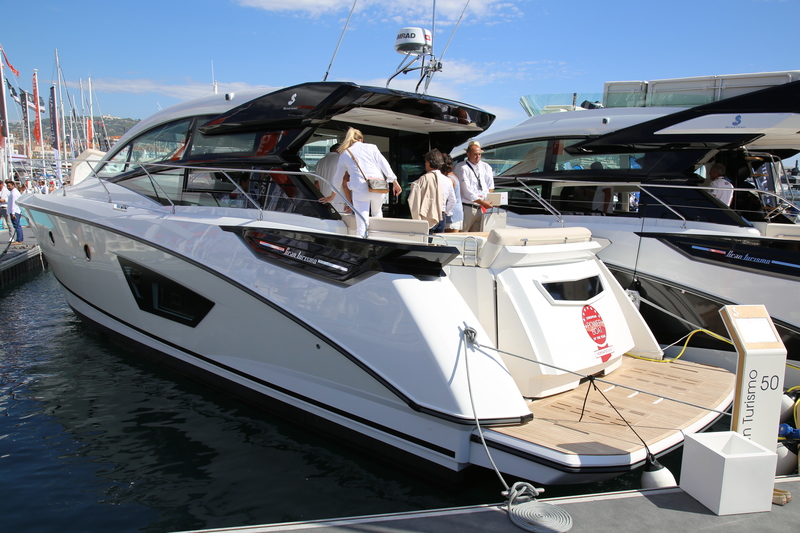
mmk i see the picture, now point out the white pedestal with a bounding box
[680,431,777,515]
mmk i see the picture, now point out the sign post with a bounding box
[719,305,786,451]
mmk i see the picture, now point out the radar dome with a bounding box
[395,28,432,55]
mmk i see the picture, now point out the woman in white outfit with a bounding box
[320,128,401,236]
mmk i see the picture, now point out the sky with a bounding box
[1,0,798,135]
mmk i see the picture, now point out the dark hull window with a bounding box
[119,257,215,327]
[542,275,603,302]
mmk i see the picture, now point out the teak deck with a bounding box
[492,356,736,456]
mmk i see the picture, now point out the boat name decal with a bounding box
[691,244,800,269]
[257,239,348,273]
[725,250,771,265]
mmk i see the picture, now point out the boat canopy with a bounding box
[573,80,800,155]
[199,82,493,144]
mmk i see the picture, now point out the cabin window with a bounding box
[119,257,215,327]
[487,141,549,177]
[190,130,260,156]
[542,275,603,302]
[97,119,193,179]
[552,139,644,172]
[116,168,185,206]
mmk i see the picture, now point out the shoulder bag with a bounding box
[346,148,389,193]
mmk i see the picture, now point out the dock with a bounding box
[0,228,45,288]
[176,475,799,533]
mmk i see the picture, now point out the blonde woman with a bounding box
[320,128,401,236]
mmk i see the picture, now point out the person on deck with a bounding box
[319,128,401,237]
[704,163,734,206]
[441,154,463,232]
[455,140,494,232]
[408,149,455,234]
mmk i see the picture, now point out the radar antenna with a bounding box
[386,0,470,94]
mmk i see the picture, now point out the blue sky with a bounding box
[1,0,798,133]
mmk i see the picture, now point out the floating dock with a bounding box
[0,228,45,288]
[175,475,798,533]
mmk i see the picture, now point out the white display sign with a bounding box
[720,305,787,452]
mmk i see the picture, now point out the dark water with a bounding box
[0,271,665,533]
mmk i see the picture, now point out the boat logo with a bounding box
[732,115,742,127]
[582,304,613,362]
[288,93,297,105]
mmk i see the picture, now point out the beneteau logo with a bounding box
[287,93,297,105]
[726,114,745,129]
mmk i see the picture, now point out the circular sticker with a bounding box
[582,305,607,346]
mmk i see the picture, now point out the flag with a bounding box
[6,79,19,104]
[87,117,93,149]
[0,73,7,144]
[0,46,19,77]
[32,71,42,144]
[20,91,29,126]
[49,86,60,150]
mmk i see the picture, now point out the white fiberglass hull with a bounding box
[20,181,729,485]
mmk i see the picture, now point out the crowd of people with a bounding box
[314,128,743,237]
[317,129,496,236]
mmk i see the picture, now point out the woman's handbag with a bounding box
[346,149,390,193]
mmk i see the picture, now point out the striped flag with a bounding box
[0,45,19,77]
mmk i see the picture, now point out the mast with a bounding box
[79,78,87,151]
[0,58,8,183]
[88,77,94,150]
[55,49,70,160]
[212,61,218,94]
[32,69,47,181]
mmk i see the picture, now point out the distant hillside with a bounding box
[8,116,141,144]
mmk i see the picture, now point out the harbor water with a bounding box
[1,270,667,533]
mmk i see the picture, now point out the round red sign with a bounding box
[582,305,607,345]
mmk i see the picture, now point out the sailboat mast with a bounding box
[55,49,70,161]
[88,77,94,150]
[0,59,9,183]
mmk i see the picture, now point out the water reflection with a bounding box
[0,273,508,533]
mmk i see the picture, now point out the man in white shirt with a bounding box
[6,181,22,243]
[704,163,734,206]
[454,140,494,232]
[314,143,349,212]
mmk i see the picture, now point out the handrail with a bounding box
[139,165,177,214]
[75,161,372,236]
[511,177,564,226]
[500,175,799,227]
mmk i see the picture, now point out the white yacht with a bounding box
[19,82,733,485]
[459,73,800,385]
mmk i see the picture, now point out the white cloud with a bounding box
[233,0,523,23]
[66,78,278,101]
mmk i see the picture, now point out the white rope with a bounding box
[462,326,572,532]
[506,482,573,533]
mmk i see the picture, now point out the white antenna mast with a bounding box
[323,0,358,82]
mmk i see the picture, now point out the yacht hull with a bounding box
[20,192,732,485]
[21,199,655,485]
